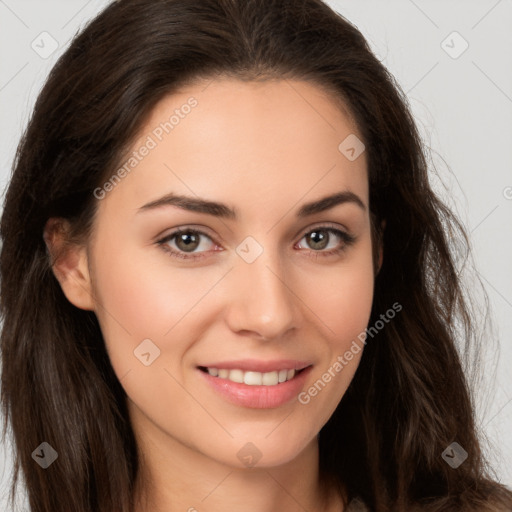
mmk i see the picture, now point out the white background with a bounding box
[0,0,511,509]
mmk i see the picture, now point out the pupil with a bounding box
[309,230,327,250]
[178,232,198,251]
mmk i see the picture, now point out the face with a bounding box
[71,78,376,469]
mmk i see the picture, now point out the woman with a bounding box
[1,0,511,511]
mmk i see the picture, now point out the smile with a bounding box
[197,364,313,409]
[198,367,302,386]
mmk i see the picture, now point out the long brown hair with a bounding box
[1,0,511,511]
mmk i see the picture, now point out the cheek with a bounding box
[296,239,374,412]
[89,233,193,367]
[310,239,375,346]
[89,232,240,390]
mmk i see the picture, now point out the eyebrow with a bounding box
[137,190,366,219]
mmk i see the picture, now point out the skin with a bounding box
[45,77,382,512]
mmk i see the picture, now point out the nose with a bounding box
[224,247,300,341]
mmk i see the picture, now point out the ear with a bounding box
[376,219,386,275]
[43,218,95,311]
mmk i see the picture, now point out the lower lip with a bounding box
[198,367,312,409]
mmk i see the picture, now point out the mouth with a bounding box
[196,362,313,409]
[197,366,309,386]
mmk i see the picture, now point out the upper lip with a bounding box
[197,359,313,373]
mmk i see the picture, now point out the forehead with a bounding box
[96,78,368,221]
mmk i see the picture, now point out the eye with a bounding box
[156,223,356,261]
[296,224,356,258]
[157,228,217,261]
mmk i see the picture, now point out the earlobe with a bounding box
[43,218,95,311]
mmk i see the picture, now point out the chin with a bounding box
[210,430,318,470]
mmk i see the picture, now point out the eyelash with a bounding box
[156,223,356,262]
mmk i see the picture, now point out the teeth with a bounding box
[244,371,262,385]
[229,369,244,383]
[262,371,278,386]
[205,367,297,386]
